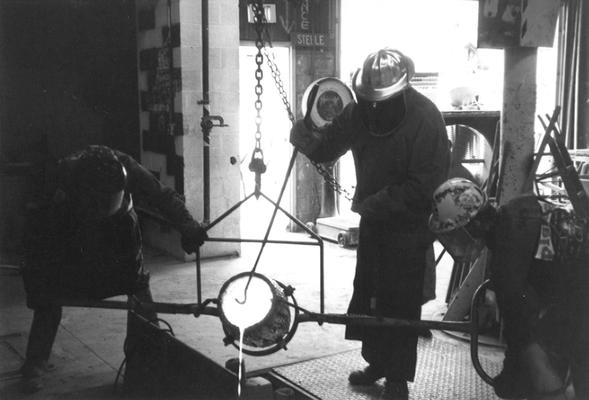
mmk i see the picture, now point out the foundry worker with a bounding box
[429,178,589,400]
[20,145,207,391]
[290,48,450,399]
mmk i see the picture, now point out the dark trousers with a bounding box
[23,286,156,371]
[23,304,62,369]
[346,219,427,382]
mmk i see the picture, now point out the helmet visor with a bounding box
[74,189,125,221]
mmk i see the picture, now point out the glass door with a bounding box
[239,45,294,237]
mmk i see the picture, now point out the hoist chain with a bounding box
[249,1,267,195]
[258,14,353,201]
[249,1,353,201]
[252,2,265,149]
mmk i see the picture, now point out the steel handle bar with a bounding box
[58,298,471,334]
[296,312,471,332]
[58,298,220,317]
[58,297,478,336]
[59,279,496,386]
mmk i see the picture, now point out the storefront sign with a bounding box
[239,0,335,49]
[293,32,327,48]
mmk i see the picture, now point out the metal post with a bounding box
[498,47,538,204]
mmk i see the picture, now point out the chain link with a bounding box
[252,2,265,152]
[250,1,353,201]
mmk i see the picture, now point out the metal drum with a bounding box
[218,272,291,350]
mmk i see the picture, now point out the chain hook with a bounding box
[248,148,267,197]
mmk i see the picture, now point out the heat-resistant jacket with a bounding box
[310,87,450,238]
[22,147,198,306]
[304,87,449,380]
[307,88,449,350]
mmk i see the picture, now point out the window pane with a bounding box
[340,0,505,111]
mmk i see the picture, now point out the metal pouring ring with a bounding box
[218,272,295,356]
[301,77,355,129]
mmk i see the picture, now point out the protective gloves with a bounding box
[180,221,208,254]
[289,119,323,157]
[354,194,385,221]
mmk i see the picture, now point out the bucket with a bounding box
[218,272,291,349]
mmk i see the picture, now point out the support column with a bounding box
[498,47,538,204]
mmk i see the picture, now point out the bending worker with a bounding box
[429,178,589,400]
[290,48,450,400]
[20,145,208,392]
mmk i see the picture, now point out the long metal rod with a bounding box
[59,279,496,386]
[319,243,324,314]
[165,0,176,138]
[196,249,202,304]
[202,0,211,222]
[59,298,219,316]
[259,193,320,239]
[523,106,561,190]
[60,297,471,334]
[239,148,299,298]
[259,191,325,314]
[469,279,495,385]
[207,237,320,245]
[297,312,472,333]
[206,192,255,230]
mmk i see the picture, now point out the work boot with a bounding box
[20,360,55,393]
[527,387,567,400]
[493,355,532,399]
[20,360,56,378]
[522,343,568,400]
[348,365,385,385]
[416,328,433,339]
[381,380,409,400]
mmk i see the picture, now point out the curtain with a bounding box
[556,0,585,149]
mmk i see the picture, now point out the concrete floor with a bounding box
[0,230,503,400]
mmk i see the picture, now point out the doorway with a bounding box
[238,45,294,238]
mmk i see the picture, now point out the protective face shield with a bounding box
[352,49,413,136]
[70,146,128,221]
[357,93,407,137]
[428,178,487,262]
[74,188,126,220]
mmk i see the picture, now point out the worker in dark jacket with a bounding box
[429,178,589,400]
[291,48,450,399]
[20,145,207,391]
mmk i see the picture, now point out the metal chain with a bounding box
[248,1,268,195]
[257,13,354,201]
[252,2,265,152]
[248,1,352,201]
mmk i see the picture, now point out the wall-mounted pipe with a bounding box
[201,0,211,223]
[199,0,228,223]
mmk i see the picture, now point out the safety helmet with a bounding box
[352,48,415,102]
[429,178,487,233]
[73,145,127,193]
[428,178,487,261]
[70,145,128,219]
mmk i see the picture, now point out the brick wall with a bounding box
[136,0,241,259]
